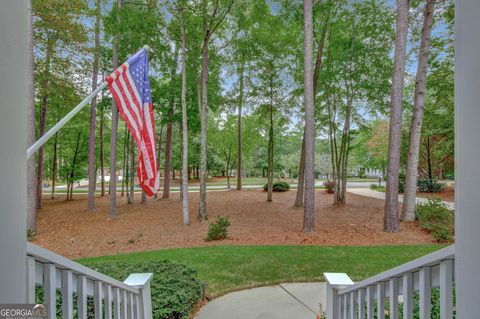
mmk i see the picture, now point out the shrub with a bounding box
[417,178,446,193]
[205,216,231,241]
[416,198,454,242]
[83,260,202,319]
[263,180,290,192]
[398,172,406,193]
[323,180,335,193]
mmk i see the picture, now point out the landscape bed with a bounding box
[33,190,434,259]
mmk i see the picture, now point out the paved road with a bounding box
[195,283,326,319]
[43,180,384,194]
[348,188,455,210]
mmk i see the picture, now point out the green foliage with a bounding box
[417,179,446,193]
[398,172,406,193]
[416,198,454,242]
[263,181,290,192]
[205,217,231,241]
[84,260,202,319]
[27,229,36,241]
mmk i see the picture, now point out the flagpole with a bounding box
[26,81,108,160]
[27,45,149,160]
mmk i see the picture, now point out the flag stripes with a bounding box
[106,48,158,196]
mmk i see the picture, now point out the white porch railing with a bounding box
[26,243,153,319]
[324,245,455,319]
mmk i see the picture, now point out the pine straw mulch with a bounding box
[416,187,455,203]
[32,190,434,259]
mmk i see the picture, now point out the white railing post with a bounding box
[124,273,154,319]
[455,1,480,317]
[0,0,28,303]
[324,273,354,319]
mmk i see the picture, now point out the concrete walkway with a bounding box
[347,188,455,210]
[195,283,326,319]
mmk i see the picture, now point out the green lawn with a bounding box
[79,244,445,297]
[370,184,386,192]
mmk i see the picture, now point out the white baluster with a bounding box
[350,291,356,319]
[402,272,413,319]
[128,292,135,319]
[26,256,36,303]
[77,275,88,319]
[376,282,385,319]
[134,295,141,319]
[105,284,113,319]
[358,288,365,319]
[419,267,431,319]
[440,260,453,319]
[121,290,128,319]
[113,288,121,319]
[389,278,398,319]
[366,286,374,319]
[44,264,56,319]
[94,281,103,319]
[344,294,348,319]
[61,270,73,319]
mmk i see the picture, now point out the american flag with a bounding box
[106,48,158,197]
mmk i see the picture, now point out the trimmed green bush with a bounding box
[416,198,454,242]
[263,180,290,192]
[83,260,202,319]
[417,178,446,193]
[205,216,231,241]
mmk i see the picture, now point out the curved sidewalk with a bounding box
[347,188,455,210]
[195,282,326,319]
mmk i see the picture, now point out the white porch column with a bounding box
[0,0,28,302]
[455,0,480,317]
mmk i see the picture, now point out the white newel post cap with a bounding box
[323,273,354,287]
[324,273,354,319]
[124,273,153,319]
[124,273,153,288]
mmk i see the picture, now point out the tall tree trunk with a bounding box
[129,135,135,204]
[50,133,58,200]
[121,127,128,197]
[87,0,101,211]
[236,58,245,191]
[36,34,55,210]
[426,136,433,180]
[267,70,274,202]
[67,132,82,201]
[303,0,315,232]
[100,89,106,196]
[109,0,121,218]
[384,0,410,233]
[163,47,179,199]
[198,38,209,220]
[402,0,436,221]
[180,6,190,224]
[154,125,163,199]
[294,134,306,207]
[294,11,329,208]
[26,0,38,232]
[162,110,173,198]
